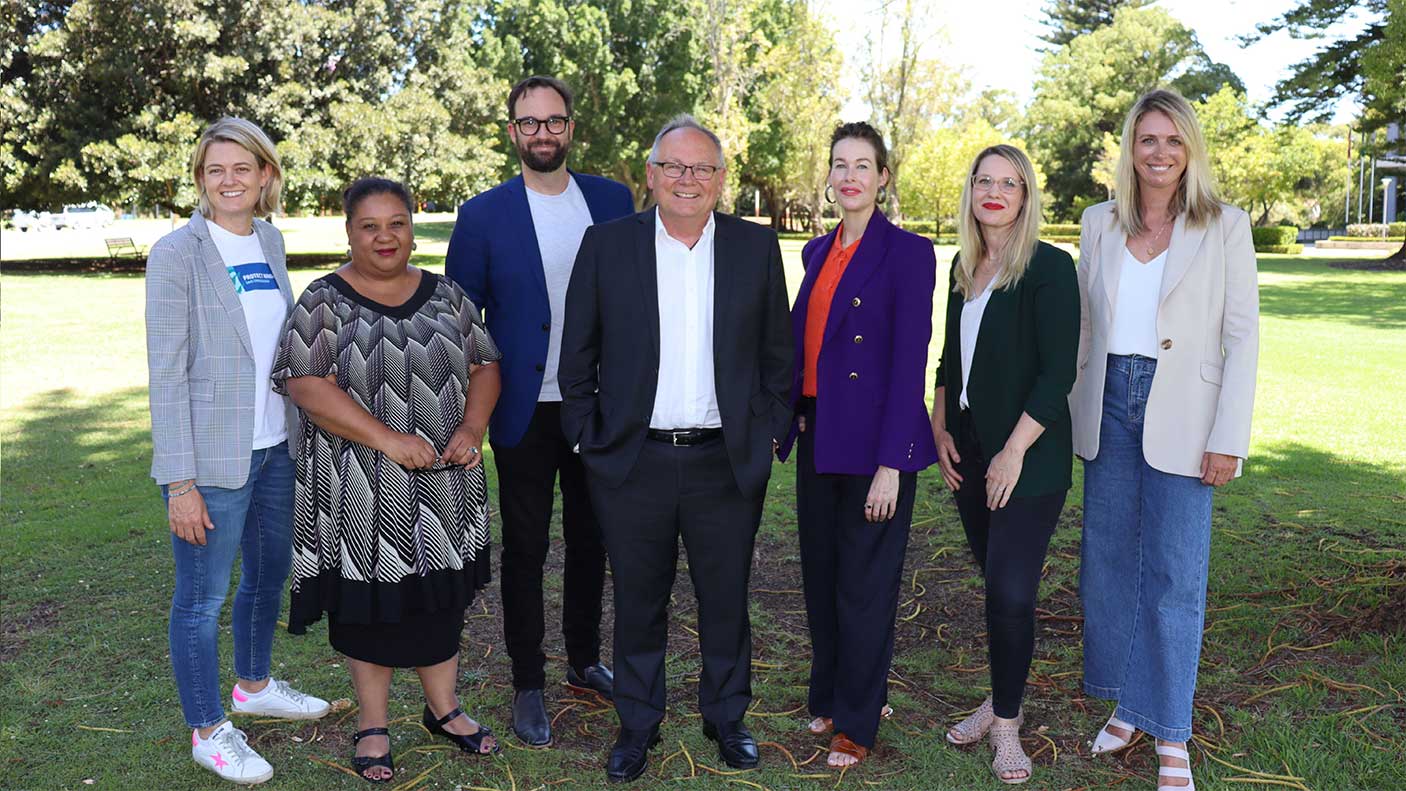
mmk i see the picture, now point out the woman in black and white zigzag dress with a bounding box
[273,177,503,783]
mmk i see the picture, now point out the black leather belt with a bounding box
[647,428,723,446]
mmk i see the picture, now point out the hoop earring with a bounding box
[824,185,836,204]
[411,242,418,251]
[877,187,888,205]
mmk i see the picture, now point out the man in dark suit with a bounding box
[558,115,793,782]
[445,75,634,748]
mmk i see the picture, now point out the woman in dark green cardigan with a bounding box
[929,144,1079,785]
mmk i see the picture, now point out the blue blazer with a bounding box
[445,172,634,448]
[777,210,939,475]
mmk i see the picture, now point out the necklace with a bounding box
[1144,214,1174,258]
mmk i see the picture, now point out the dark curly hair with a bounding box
[342,177,414,219]
[829,121,889,174]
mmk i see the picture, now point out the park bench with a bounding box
[105,237,146,263]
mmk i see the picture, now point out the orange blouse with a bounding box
[802,226,862,397]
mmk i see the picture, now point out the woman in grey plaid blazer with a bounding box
[146,118,330,785]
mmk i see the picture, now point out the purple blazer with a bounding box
[777,210,939,475]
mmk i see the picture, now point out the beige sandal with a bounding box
[988,713,1031,785]
[945,697,994,745]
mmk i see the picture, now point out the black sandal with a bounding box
[351,727,394,783]
[422,705,500,755]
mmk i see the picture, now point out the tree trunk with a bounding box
[1385,237,1406,265]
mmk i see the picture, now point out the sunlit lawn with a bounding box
[2,236,1403,790]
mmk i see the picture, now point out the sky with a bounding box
[820,0,1374,125]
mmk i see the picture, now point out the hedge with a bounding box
[1346,222,1406,237]
[1252,226,1298,250]
[1259,244,1304,254]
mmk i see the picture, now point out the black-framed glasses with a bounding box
[650,161,720,181]
[511,115,571,136]
[971,174,1025,195]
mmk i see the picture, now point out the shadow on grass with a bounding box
[2,386,155,541]
[1257,258,1406,328]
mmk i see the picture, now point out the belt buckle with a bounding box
[672,431,686,447]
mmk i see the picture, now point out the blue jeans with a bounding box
[166,443,294,728]
[1080,356,1212,743]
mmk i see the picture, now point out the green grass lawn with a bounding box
[2,241,1404,791]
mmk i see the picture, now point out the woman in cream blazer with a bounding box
[1070,89,1258,791]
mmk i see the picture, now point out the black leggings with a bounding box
[951,417,1066,719]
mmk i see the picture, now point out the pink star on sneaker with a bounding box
[211,752,228,769]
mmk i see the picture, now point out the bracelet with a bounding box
[168,483,197,498]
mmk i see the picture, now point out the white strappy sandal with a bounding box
[1156,742,1195,791]
[1091,714,1139,754]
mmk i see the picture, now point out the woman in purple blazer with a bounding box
[777,122,938,768]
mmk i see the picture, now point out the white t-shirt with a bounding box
[959,274,999,410]
[208,221,288,449]
[526,178,595,401]
[1108,246,1166,358]
[650,212,721,429]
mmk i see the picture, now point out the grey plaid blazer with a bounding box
[146,212,297,487]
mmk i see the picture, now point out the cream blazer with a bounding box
[1069,200,1259,477]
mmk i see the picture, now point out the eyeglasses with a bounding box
[971,175,1025,195]
[650,161,720,181]
[511,115,571,136]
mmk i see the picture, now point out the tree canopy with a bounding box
[1023,5,1243,217]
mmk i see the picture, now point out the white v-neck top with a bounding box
[1108,246,1166,357]
[959,275,999,410]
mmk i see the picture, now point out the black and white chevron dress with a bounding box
[273,271,501,647]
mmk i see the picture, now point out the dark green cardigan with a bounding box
[934,241,1080,498]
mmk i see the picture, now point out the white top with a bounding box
[959,274,999,410]
[1108,246,1167,358]
[525,177,595,401]
[207,221,287,449]
[650,212,721,430]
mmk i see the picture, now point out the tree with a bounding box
[1024,6,1244,219]
[1039,0,1152,47]
[1250,0,1405,261]
[1243,0,1387,124]
[737,0,844,231]
[862,0,970,219]
[901,120,1008,232]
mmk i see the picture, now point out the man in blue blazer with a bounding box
[445,75,634,748]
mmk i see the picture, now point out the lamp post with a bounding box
[1383,178,1393,238]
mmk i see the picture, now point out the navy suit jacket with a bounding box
[777,210,939,475]
[445,172,634,448]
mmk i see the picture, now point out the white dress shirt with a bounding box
[650,212,721,429]
[1108,246,1167,357]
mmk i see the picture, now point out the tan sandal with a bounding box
[945,697,994,745]
[827,732,870,766]
[988,713,1031,785]
[806,705,894,735]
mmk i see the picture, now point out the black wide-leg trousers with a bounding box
[491,401,607,690]
[796,400,916,749]
[589,436,762,731]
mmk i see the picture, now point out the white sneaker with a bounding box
[192,720,274,785]
[230,678,330,719]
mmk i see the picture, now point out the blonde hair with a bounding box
[190,117,283,218]
[955,144,1042,300]
[1114,88,1221,236]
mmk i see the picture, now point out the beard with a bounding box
[518,137,570,173]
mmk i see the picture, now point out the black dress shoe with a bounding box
[606,726,661,783]
[565,662,615,701]
[511,689,552,747]
[702,719,759,769]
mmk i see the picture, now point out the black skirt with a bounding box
[329,606,467,668]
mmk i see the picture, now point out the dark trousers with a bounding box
[951,414,1066,719]
[589,436,761,731]
[796,399,916,749]
[491,401,606,690]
